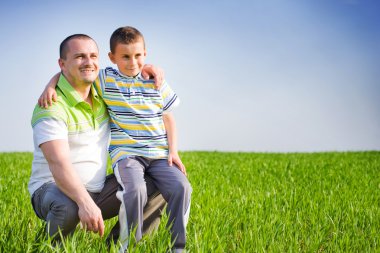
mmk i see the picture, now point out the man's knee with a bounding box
[45,189,79,237]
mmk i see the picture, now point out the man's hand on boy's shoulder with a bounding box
[141,64,164,90]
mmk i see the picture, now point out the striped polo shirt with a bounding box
[28,74,110,196]
[95,67,179,165]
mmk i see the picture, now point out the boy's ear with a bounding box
[108,52,116,64]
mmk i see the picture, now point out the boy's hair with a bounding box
[110,26,145,53]
[60,34,96,59]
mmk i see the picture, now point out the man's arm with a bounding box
[40,139,105,236]
[163,112,186,175]
[141,64,164,89]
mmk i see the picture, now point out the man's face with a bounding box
[108,39,146,77]
[59,38,99,86]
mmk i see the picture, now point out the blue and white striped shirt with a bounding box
[95,67,179,165]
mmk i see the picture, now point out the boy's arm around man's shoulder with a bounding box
[38,73,60,108]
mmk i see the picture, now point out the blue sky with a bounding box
[0,0,379,152]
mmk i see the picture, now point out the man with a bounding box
[28,34,165,242]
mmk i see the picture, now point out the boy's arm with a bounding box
[163,112,187,175]
[38,73,60,108]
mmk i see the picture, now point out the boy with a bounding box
[102,26,192,253]
[41,27,191,253]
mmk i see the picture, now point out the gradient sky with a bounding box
[0,0,379,152]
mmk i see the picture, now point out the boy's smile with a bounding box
[108,39,146,77]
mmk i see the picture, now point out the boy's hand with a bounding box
[141,64,164,90]
[38,86,57,108]
[38,73,60,108]
[168,152,187,176]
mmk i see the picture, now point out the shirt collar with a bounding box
[57,74,100,107]
[114,68,144,80]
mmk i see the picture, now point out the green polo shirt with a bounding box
[29,74,110,195]
[31,75,109,131]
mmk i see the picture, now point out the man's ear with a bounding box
[108,52,116,64]
[58,58,65,70]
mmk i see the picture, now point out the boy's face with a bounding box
[108,39,146,77]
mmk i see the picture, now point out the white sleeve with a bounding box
[162,98,180,114]
[33,119,68,147]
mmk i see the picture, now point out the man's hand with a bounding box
[168,152,187,176]
[141,64,164,90]
[78,201,105,236]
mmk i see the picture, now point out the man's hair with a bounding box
[59,34,96,59]
[110,26,145,53]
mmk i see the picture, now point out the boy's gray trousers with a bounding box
[114,156,192,251]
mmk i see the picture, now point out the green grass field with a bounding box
[0,151,379,252]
